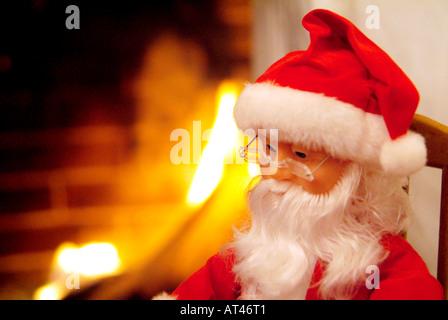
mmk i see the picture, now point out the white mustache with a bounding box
[261,178,296,195]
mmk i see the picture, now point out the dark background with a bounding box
[0,0,239,132]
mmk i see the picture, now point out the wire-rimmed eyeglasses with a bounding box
[239,135,330,181]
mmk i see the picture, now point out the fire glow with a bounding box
[186,81,242,207]
[56,242,121,276]
[33,242,121,300]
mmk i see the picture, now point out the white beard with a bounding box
[231,163,411,300]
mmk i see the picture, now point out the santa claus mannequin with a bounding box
[156,9,444,300]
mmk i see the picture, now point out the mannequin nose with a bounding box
[261,165,293,181]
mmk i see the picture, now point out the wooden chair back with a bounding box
[410,113,448,299]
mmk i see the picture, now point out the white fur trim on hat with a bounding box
[234,82,426,175]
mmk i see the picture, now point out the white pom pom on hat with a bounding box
[380,132,427,176]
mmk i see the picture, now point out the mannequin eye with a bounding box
[295,151,307,159]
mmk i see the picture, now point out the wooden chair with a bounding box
[410,114,448,299]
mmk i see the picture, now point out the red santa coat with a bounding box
[171,235,444,300]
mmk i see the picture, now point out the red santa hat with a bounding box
[234,9,426,176]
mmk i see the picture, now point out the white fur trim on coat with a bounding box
[233,82,426,175]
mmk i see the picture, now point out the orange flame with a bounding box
[186,81,241,207]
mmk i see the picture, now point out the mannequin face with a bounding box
[260,139,349,195]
